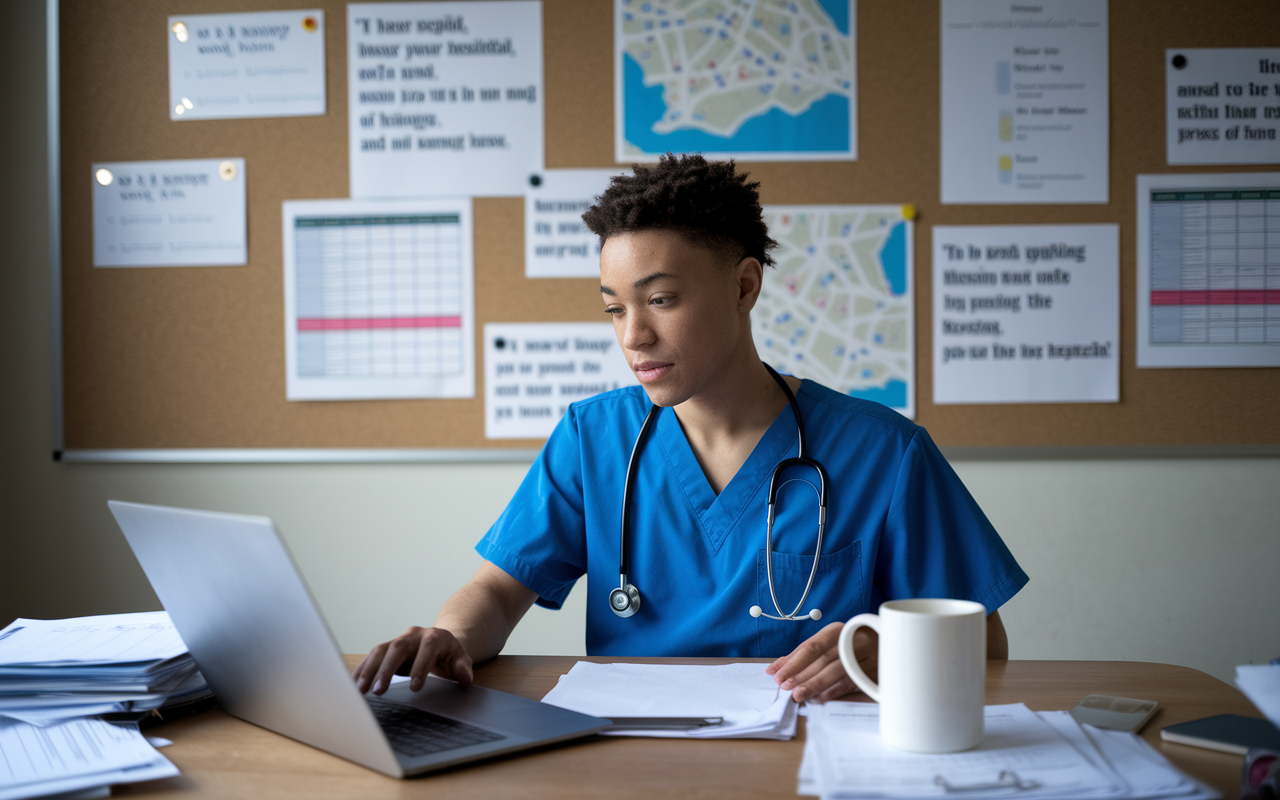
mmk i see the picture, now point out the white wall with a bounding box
[3,0,1276,684]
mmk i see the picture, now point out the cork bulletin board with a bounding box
[57,0,1280,454]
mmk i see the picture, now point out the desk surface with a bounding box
[116,657,1258,799]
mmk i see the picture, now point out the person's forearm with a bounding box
[987,610,1009,660]
[433,565,536,663]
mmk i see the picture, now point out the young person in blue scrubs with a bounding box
[355,155,1028,704]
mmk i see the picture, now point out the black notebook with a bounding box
[1159,714,1280,755]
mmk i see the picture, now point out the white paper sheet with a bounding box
[1237,664,1280,729]
[167,10,326,121]
[940,0,1108,204]
[932,224,1119,404]
[483,322,637,439]
[615,0,857,162]
[755,205,914,417]
[524,169,620,278]
[0,718,177,800]
[541,662,797,739]
[0,613,185,667]
[1166,48,1280,165]
[348,1,544,198]
[92,159,245,268]
[800,708,1220,800]
[282,198,476,400]
[807,702,1122,799]
[1136,173,1280,368]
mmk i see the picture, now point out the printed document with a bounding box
[483,322,636,440]
[0,612,186,667]
[802,702,1218,800]
[167,10,326,120]
[0,717,177,800]
[1136,173,1280,368]
[92,159,246,268]
[542,662,797,739]
[941,0,1108,204]
[525,169,620,279]
[932,224,1119,404]
[1166,48,1280,165]
[347,1,544,198]
[282,198,476,401]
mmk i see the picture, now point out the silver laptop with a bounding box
[109,500,609,778]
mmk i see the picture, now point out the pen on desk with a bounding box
[604,717,725,731]
[0,626,23,643]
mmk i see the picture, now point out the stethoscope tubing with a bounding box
[613,363,830,622]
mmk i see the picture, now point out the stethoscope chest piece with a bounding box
[609,582,641,618]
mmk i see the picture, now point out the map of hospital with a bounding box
[755,206,915,417]
[616,0,855,160]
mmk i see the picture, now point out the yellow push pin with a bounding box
[900,203,917,221]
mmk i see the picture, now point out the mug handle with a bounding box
[837,613,881,702]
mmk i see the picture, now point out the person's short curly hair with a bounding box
[582,154,777,268]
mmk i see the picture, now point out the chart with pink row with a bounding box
[1149,188,1280,345]
[293,214,465,378]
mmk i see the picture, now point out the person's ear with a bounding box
[735,256,764,313]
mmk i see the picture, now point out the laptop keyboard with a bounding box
[367,696,507,757]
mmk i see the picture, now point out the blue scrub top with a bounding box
[476,380,1028,658]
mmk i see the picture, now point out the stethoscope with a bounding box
[609,363,830,622]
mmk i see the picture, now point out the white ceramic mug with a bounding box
[837,598,987,753]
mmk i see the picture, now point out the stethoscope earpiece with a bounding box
[750,605,822,621]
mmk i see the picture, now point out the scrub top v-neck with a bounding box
[476,381,1028,658]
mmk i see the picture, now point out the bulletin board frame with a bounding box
[49,0,1280,463]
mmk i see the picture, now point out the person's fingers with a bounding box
[407,627,468,691]
[791,660,844,703]
[449,651,474,685]
[770,622,843,685]
[764,655,787,676]
[804,661,858,704]
[371,628,423,695]
[353,642,390,693]
[778,639,842,692]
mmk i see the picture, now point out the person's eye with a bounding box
[651,295,674,307]
[605,306,623,316]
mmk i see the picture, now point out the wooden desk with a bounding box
[115,658,1259,798]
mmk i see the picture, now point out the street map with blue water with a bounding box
[755,206,915,417]
[616,0,856,160]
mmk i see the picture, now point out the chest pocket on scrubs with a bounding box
[753,541,862,658]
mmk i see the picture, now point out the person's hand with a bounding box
[352,626,474,695]
[765,622,878,704]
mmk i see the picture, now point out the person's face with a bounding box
[599,229,761,408]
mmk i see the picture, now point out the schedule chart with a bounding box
[1139,175,1280,368]
[283,199,475,400]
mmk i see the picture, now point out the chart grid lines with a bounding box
[1148,189,1280,346]
[294,214,466,379]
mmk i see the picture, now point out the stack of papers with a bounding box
[0,612,211,727]
[1236,664,1280,729]
[0,717,177,800]
[801,702,1219,800]
[542,662,798,739]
